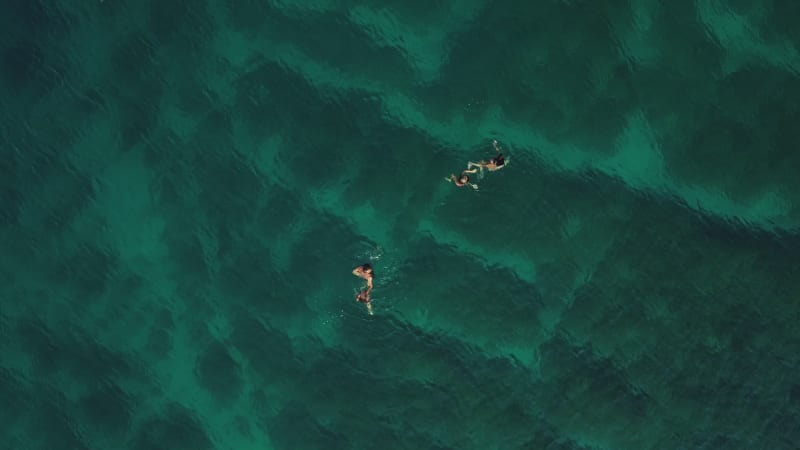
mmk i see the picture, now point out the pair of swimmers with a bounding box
[445,140,507,190]
[352,263,375,315]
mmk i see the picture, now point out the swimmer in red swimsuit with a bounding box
[445,172,479,190]
[352,263,374,314]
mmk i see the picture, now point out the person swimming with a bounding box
[352,263,374,314]
[466,140,507,173]
[445,172,479,190]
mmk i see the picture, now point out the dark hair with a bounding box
[460,174,470,182]
[495,154,505,165]
[362,263,373,272]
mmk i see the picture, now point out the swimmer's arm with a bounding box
[469,183,479,190]
[352,268,362,276]
[366,277,373,292]
[444,174,455,182]
[493,140,501,152]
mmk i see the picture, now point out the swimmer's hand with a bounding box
[471,184,479,190]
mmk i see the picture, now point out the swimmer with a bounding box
[466,140,507,173]
[352,263,374,314]
[444,172,479,190]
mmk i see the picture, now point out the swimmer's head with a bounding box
[495,154,505,165]
[362,263,373,273]
[459,174,470,184]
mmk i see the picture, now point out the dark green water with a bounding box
[2,1,800,449]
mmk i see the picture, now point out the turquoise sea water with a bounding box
[2,1,800,449]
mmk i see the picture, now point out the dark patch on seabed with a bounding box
[2,0,800,449]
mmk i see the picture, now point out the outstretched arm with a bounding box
[444,174,456,182]
[493,140,501,153]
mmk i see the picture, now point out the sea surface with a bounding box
[2,1,800,449]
